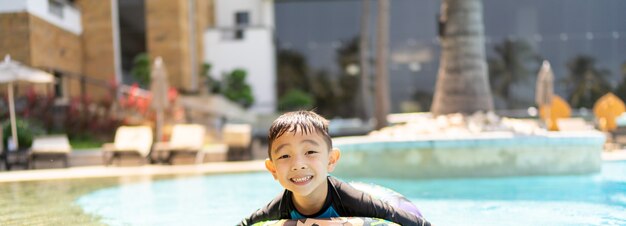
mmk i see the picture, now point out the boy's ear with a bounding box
[327,147,341,172]
[265,158,278,180]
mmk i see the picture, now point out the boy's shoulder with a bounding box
[327,176,372,207]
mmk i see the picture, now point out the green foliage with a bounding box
[223,69,255,108]
[201,63,221,94]
[69,134,104,149]
[130,53,151,87]
[563,55,612,108]
[411,90,433,112]
[277,49,310,98]
[309,70,339,117]
[331,37,361,118]
[2,118,45,150]
[613,62,626,101]
[278,89,315,112]
[487,39,541,109]
[276,37,364,118]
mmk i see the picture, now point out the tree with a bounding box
[374,0,391,129]
[200,63,221,94]
[359,0,373,121]
[613,62,626,101]
[335,37,361,118]
[276,49,310,98]
[278,89,315,112]
[130,53,151,87]
[431,0,494,115]
[310,69,338,117]
[488,39,541,109]
[563,55,611,108]
[223,69,255,108]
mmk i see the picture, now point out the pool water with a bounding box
[77,162,626,226]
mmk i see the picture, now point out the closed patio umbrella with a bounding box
[0,55,54,150]
[536,60,554,107]
[150,57,170,142]
[536,60,554,124]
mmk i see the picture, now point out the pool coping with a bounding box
[1,150,625,183]
[0,160,267,183]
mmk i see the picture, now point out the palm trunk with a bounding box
[431,0,493,115]
[359,0,373,122]
[374,0,390,129]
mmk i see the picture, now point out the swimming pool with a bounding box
[75,161,626,226]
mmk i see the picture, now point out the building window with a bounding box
[235,11,250,26]
[48,0,64,19]
[234,11,249,40]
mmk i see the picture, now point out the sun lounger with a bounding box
[556,118,595,131]
[223,123,252,161]
[102,126,153,165]
[196,143,228,163]
[152,124,207,164]
[29,135,72,169]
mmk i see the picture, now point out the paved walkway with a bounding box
[602,149,626,161]
[0,160,266,183]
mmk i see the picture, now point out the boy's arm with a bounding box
[330,178,431,226]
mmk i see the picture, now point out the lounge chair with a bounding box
[102,126,153,165]
[556,118,595,131]
[29,135,72,169]
[223,123,252,161]
[152,124,207,164]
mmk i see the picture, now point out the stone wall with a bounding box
[76,0,117,99]
[0,12,83,96]
[333,132,606,178]
[0,12,31,64]
[29,14,83,97]
[145,0,212,92]
[146,0,192,91]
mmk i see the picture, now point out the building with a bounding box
[0,0,276,113]
[204,0,276,114]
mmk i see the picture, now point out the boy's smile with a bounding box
[265,129,340,214]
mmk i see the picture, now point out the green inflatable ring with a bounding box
[252,217,399,226]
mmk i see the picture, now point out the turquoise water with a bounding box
[77,161,626,226]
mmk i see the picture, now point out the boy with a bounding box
[238,111,431,226]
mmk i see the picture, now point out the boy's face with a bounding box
[265,130,340,199]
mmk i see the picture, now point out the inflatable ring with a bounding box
[252,217,399,226]
[252,182,421,226]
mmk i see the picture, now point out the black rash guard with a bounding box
[238,176,431,226]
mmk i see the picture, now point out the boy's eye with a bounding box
[277,154,289,159]
[306,150,318,155]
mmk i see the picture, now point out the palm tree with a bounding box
[374,0,390,129]
[359,0,373,122]
[488,39,541,109]
[431,0,494,115]
[563,55,611,108]
[613,62,626,101]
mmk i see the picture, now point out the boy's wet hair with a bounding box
[267,111,332,159]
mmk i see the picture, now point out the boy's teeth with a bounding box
[292,176,312,183]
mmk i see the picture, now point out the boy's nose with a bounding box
[291,164,307,171]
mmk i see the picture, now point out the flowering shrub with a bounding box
[0,84,183,144]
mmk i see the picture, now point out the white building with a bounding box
[0,0,82,35]
[204,0,276,114]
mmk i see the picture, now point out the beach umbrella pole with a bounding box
[8,82,18,150]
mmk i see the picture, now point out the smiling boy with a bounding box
[238,111,431,226]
